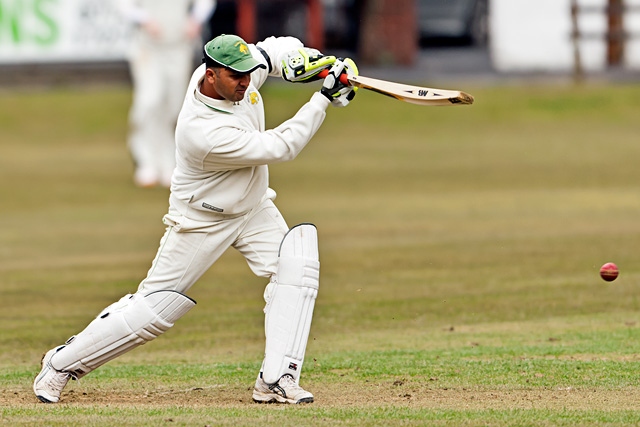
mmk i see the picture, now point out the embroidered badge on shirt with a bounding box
[249,92,260,105]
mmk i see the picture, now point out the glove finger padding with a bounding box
[282,48,337,83]
[321,57,359,108]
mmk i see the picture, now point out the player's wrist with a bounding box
[311,91,332,107]
[320,87,334,101]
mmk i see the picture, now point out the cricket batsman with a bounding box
[33,34,357,404]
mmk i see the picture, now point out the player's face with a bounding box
[210,68,251,102]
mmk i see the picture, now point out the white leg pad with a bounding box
[262,223,319,384]
[50,290,196,377]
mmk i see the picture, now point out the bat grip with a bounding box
[318,69,350,86]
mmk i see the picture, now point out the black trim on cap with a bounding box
[204,55,265,73]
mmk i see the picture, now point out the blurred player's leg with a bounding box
[157,47,193,187]
[128,45,165,187]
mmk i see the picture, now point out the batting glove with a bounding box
[320,57,358,107]
[281,48,337,83]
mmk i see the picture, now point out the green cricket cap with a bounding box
[204,34,266,73]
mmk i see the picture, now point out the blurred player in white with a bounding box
[117,0,216,188]
[34,34,358,404]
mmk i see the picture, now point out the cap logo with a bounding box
[236,41,249,55]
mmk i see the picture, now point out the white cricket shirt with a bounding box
[170,37,331,220]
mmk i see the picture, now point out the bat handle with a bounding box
[317,69,350,86]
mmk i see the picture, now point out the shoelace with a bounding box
[47,364,77,389]
[276,375,305,393]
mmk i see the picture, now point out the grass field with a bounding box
[1,79,640,426]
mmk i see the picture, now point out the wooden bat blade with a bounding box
[346,75,474,106]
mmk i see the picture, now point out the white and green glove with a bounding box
[320,57,358,107]
[281,48,337,83]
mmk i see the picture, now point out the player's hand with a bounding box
[142,20,162,40]
[184,18,202,40]
[281,48,337,83]
[320,57,358,107]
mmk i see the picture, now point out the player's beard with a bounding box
[233,86,247,102]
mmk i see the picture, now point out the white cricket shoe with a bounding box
[33,346,73,403]
[252,374,314,404]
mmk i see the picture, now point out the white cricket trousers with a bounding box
[137,196,289,296]
[128,43,194,186]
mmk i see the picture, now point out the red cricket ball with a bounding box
[599,262,619,282]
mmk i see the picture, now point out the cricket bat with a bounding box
[318,69,474,106]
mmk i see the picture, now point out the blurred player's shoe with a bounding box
[33,346,74,403]
[252,373,314,404]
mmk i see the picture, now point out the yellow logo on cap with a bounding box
[236,41,249,54]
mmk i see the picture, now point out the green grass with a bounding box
[2,81,640,425]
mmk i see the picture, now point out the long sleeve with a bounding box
[249,36,306,89]
[200,93,330,169]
